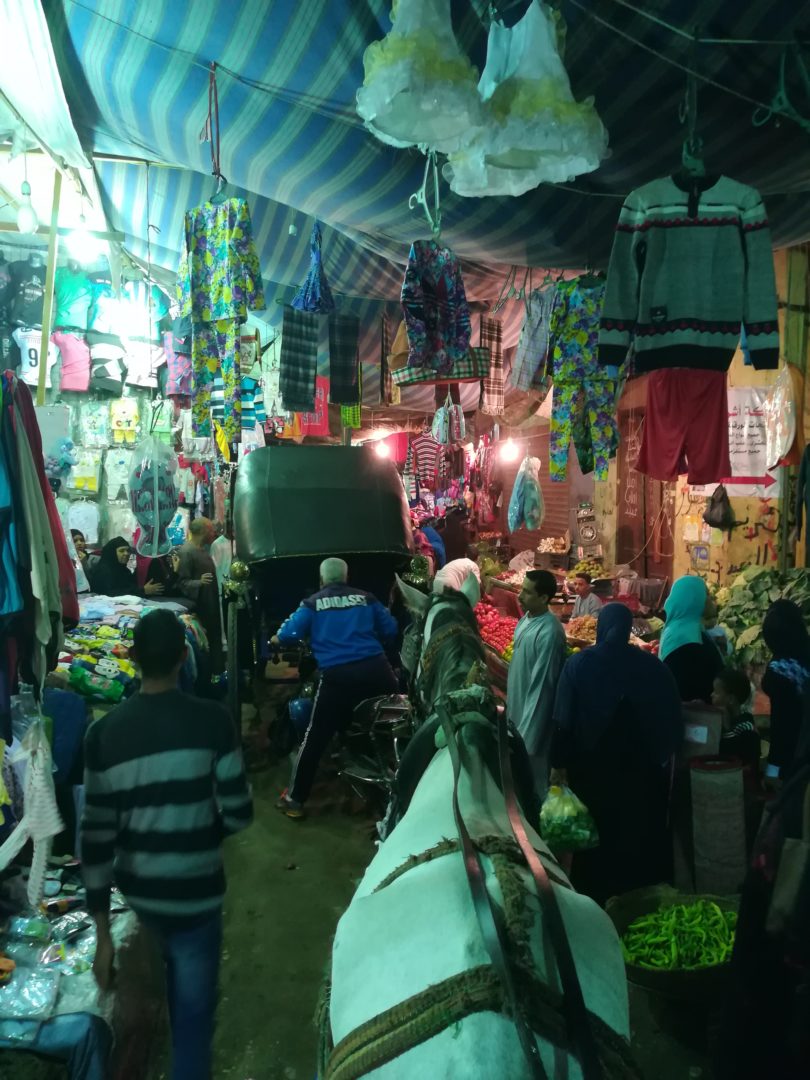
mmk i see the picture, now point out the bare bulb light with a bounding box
[499,437,520,462]
[374,440,391,458]
[16,181,38,234]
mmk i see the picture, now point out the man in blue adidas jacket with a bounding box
[273,558,399,818]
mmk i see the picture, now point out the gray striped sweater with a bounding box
[598,174,779,373]
[82,690,252,924]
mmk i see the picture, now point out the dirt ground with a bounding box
[2,698,713,1080]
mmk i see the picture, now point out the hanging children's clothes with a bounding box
[68,501,100,545]
[328,313,361,404]
[81,401,112,449]
[12,328,59,389]
[125,341,165,390]
[105,448,134,502]
[240,376,266,431]
[510,285,557,391]
[164,330,193,398]
[547,278,620,482]
[177,196,265,441]
[598,175,779,373]
[67,448,103,496]
[401,240,471,376]
[411,432,442,489]
[87,332,127,394]
[111,399,140,445]
[479,317,504,416]
[279,305,319,413]
[51,331,91,392]
[53,265,93,330]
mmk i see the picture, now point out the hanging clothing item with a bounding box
[401,240,471,376]
[0,428,23,622]
[510,285,557,392]
[125,341,165,390]
[328,314,361,405]
[291,221,335,314]
[164,330,193,398]
[547,278,620,482]
[105,448,134,502]
[12,328,59,389]
[51,331,90,392]
[380,312,395,406]
[507,455,544,531]
[8,259,45,328]
[279,306,319,413]
[240,376,266,431]
[479,317,504,416]
[445,0,607,198]
[412,433,442,489]
[356,0,483,153]
[637,368,730,485]
[177,197,264,439]
[111,399,140,445]
[300,375,331,437]
[53,266,93,330]
[550,380,618,483]
[763,365,798,469]
[599,175,779,373]
[87,332,127,394]
[0,724,63,906]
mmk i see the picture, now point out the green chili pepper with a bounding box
[621,900,737,971]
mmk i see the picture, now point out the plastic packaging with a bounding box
[129,437,178,557]
[10,685,38,744]
[539,784,599,853]
[0,968,60,1020]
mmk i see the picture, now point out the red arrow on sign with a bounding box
[721,473,778,488]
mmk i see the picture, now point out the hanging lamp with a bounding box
[16,152,38,234]
[444,0,608,198]
[357,0,483,153]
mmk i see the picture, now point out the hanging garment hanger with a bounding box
[409,150,443,243]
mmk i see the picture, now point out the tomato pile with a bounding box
[474,600,518,658]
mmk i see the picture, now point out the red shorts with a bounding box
[637,369,730,484]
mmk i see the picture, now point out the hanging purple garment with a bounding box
[291,221,336,314]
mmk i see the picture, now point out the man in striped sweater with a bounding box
[82,609,252,1078]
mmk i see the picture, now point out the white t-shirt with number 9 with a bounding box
[13,328,60,389]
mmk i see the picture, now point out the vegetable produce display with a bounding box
[474,600,518,658]
[621,900,737,971]
[566,614,598,644]
[566,558,605,580]
[713,565,810,667]
[539,785,599,852]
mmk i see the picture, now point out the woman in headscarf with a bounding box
[762,599,810,781]
[88,538,165,598]
[659,575,723,703]
[715,689,810,1079]
[549,603,682,906]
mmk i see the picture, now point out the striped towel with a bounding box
[329,313,361,405]
[280,306,319,412]
[479,317,504,416]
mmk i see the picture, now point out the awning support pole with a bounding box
[37,170,62,407]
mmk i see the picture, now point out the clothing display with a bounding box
[510,285,557,392]
[479,317,504,416]
[125,341,164,390]
[637,368,730,484]
[51,331,90,392]
[53,266,93,330]
[401,240,471,376]
[8,259,46,328]
[66,449,103,496]
[279,305,319,413]
[546,277,620,482]
[87,332,127,394]
[111,399,139,445]
[411,433,442,488]
[12,328,59,389]
[81,401,112,448]
[444,0,607,198]
[164,331,192,397]
[599,175,779,373]
[328,313,361,405]
[291,221,335,314]
[105,448,134,502]
[177,197,264,441]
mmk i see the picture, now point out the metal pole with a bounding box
[37,170,62,407]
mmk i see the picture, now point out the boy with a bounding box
[570,573,602,618]
[712,667,761,784]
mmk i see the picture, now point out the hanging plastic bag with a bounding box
[763,365,797,469]
[431,394,451,445]
[539,785,599,853]
[507,455,545,532]
[702,484,735,532]
[129,438,178,558]
[507,460,527,532]
[449,401,466,443]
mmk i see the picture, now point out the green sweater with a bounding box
[599,174,779,373]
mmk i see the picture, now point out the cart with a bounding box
[228,444,413,729]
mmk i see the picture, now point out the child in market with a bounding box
[713,667,761,783]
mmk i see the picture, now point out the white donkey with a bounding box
[321,574,638,1080]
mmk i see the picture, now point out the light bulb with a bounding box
[67,213,102,264]
[16,181,38,234]
[374,440,391,458]
[499,437,520,462]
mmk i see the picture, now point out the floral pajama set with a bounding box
[177,198,265,442]
[548,280,621,482]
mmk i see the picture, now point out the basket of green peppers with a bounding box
[606,886,739,1001]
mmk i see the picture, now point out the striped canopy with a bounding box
[38,0,810,407]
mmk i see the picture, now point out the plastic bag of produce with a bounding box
[539,784,599,852]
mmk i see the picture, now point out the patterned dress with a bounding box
[177,198,265,442]
[401,240,471,376]
[548,279,620,482]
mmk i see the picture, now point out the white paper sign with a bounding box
[684,723,709,746]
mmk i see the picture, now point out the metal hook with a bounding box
[408,151,442,240]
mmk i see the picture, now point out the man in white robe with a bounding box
[507,569,567,796]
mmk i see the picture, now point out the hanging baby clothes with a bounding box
[510,285,557,392]
[479,317,505,416]
[548,278,620,483]
[401,240,471,376]
[87,332,127,394]
[328,313,361,404]
[111,399,140,445]
[12,328,59,389]
[164,330,193,398]
[51,331,91,393]
[177,196,265,441]
[279,305,319,413]
[105,448,133,502]
[291,221,336,314]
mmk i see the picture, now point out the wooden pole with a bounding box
[37,170,62,407]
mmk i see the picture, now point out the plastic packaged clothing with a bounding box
[508,455,544,531]
[764,365,797,469]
